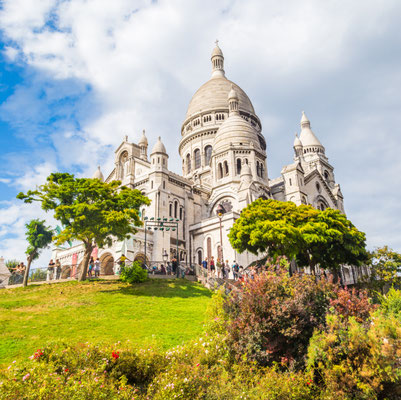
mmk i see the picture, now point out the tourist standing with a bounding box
[55,259,61,280]
[216,258,222,278]
[88,257,94,278]
[210,256,215,277]
[221,260,226,279]
[201,257,208,278]
[171,257,177,275]
[47,259,55,281]
[232,261,239,281]
[94,258,101,278]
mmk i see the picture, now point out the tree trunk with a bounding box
[23,256,33,287]
[78,243,93,281]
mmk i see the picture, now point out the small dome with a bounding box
[293,134,302,147]
[211,45,223,58]
[92,166,104,182]
[151,136,167,154]
[138,129,148,146]
[213,114,261,153]
[228,85,239,100]
[299,112,324,149]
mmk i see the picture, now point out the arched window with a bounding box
[194,149,201,169]
[141,208,145,220]
[174,201,178,218]
[204,145,212,166]
[260,164,264,178]
[224,161,229,176]
[197,250,202,265]
[324,170,329,180]
[186,154,191,173]
[256,161,260,177]
[218,163,223,179]
[179,207,183,220]
[236,158,242,175]
[207,237,212,261]
[169,203,172,217]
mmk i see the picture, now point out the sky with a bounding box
[0,0,400,267]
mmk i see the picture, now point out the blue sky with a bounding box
[0,0,401,267]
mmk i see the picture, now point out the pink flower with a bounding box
[22,373,30,381]
[196,363,200,367]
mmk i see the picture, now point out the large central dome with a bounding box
[186,77,255,118]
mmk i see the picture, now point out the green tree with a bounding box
[229,199,367,276]
[366,246,401,294]
[23,219,53,287]
[17,173,150,281]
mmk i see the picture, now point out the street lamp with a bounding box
[162,249,168,264]
[216,204,225,262]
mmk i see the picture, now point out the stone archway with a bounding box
[100,253,114,275]
[134,253,149,266]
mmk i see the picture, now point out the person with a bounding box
[201,257,208,278]
[216,258,222,279]
[47,259,55,281]
[172,257,179,278]
[94,257,101,278]
[221,260,226,279]
[160,264,166,275]
[225,260,230,279]
[115,255,132,274]
[54,259,61,280]
[210,256,215,277]
[88,257,94,278]
[232,261,239,281]
[167,261,172,275]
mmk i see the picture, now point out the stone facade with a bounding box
[52,44,344,272]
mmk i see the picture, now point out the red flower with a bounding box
[65,368,69,372]
[112,351,120,359]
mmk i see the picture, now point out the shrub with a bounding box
[307,308,401,399]
[224,262,336,368]
[329,287,377,323]
[120,261,148,284]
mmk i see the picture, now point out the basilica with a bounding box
[53,43,344,273]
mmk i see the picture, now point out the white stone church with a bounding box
[53,43,344,274]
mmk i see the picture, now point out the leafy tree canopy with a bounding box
[23,219,53,286]
[365,246,401,294]
[228,199,368,274]
[17,173,150,280]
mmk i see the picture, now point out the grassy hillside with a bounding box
[0,279,212,365]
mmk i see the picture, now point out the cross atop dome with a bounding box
[211,41,225,78]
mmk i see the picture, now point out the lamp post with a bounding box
[216,204,225,262]
[162,249,168,264]
[144,217,179,267]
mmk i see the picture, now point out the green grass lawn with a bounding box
[0,279,212,366]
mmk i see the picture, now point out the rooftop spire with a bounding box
[228,85,239,115]
[211,40,225,78]
[300,111,310,128]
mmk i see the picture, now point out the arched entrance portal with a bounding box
[134,253,149,266]
[100,253,114,275]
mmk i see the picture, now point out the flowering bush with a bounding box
[329,287,377,323]
[224,262,335,367]
[307,291,401,400]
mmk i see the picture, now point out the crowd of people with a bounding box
[200,256,252,281]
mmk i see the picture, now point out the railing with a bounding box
[125,260,196,277]
[6,265,85,286]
